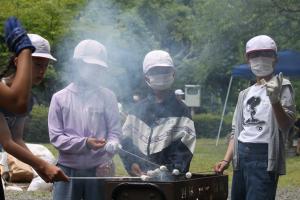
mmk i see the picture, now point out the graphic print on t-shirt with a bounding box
[243,96,266,129]
[239,85,271,142]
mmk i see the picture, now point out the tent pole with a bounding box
[216,76,233,146]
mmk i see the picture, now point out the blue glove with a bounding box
[4,17,35,55]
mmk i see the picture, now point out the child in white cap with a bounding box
[48,39,121,200]
[175,89,185,103]
[120,50,196,177]
[0,33,57,150]
[0,17,68,199]
[0,31,68,177]
[214,35,296,200]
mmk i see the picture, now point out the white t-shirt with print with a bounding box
[238,84,272,143]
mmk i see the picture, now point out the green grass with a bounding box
[189,138,234,183]
[278,155,300,187]
[43,138,300,188]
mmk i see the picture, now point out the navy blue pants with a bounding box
[231,142,279,200]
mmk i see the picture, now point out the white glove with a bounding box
[262,72,283,104]
[105,141,119,154]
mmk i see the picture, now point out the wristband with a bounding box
[221,160,229,163]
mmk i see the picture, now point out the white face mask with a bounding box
[146,72,174,91]
[78,66,108,88]
[249,57,274,77]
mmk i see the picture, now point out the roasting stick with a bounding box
[173,170,216,175]
[69,147,160,181]
[69,176,142,180]
[194,171,216,174]
[118,147,160,167]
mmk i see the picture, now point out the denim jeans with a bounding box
[231,142,279,200]
[53,164,104,200]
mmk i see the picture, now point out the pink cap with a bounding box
[246,35,277,54]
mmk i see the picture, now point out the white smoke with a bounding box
[57,0,160,102]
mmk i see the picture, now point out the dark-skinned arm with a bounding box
[0,49,32,114]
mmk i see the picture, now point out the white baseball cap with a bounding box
[175,89,184,95]
[246,35,277,54]
[143,50,174,74]
[73,39,108,68]
[28,34,57,61]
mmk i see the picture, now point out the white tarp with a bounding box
[0,143,56,192]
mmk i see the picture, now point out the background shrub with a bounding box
[24,105,50,143]
[192,113,233,138]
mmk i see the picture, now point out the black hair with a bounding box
[0,55,17,79]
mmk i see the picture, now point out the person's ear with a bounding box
[14,57,18,68]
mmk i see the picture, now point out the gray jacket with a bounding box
[231,78,296,175]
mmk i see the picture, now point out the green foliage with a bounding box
[0,0,86,46]
[1,0,300,112]
[192,113,233,138]
[0,0,87,102]
[86,0,300,113]
[24,105,49,143]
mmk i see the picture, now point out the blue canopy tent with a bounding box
[232,50,300,78]
[216,50,300,145]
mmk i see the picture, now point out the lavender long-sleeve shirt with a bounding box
[48,83,121,169]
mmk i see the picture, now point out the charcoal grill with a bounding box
[104,173,228,200]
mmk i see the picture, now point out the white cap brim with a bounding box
[144,64,174,74]
[32,53,57,61]
[246,48,276,54]
[82,57,108,68]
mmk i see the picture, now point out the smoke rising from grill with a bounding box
[57,0,160,102]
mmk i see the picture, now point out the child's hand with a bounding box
[261,72,283,104]
[213,160,230,174]
[35,163,69,183]
[86,138,106,150]
[131,163,143,176]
